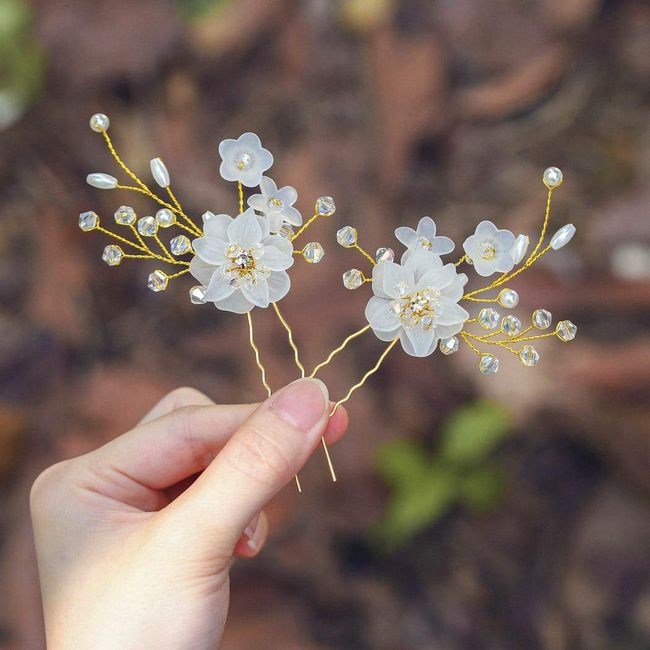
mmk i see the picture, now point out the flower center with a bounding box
[235,152,253,170]
[223,243,269,289]
[389,287,442,330]
[480,241,496,260]
[415,236,432,249]
[267,197,284,214]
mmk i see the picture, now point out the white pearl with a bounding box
[512,234,529,264]
[87,173,117,189]
[150,158,170,188]
[550,224,576,250]
[543,167,563,188]
[498,288,519,309]
[89,113,110,132]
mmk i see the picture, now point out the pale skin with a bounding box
[30,378,349,649]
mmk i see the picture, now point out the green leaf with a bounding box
[375,438,430,488]
[458,464,507,512]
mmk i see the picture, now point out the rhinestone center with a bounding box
[390,287,442,330]
[480,241,497,260]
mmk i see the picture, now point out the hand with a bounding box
[31,378,348,649]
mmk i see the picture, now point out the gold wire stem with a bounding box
[310,324,372,378]
[353,243,376,266]
[96,226,148,253]
[462,295,500,303]
[460,331,483,356]
[529,187,553,260]
[508,332,557,344]
[123,254,155,260]
[166,186,202,236]
[330,337,399,416]
[455,254,468,266]
[102,131,149,193]
[115,184,191,224]
[153,233,173,261]
[128,223,151,253]
[167,268,191,280]
[291,214,319,241]
[237,182,244,214]
[510,325,534,341]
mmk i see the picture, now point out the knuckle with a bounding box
[167,386,210,410]
[174,405,218,468]
[29,460,73,518]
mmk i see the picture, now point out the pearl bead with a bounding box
[550,224,576,250]
[89,113,110,132]
[512,234,529,264]
[543,167,563,188]
[498,288,519,309]
[150,158,170,188]
[87,173,117,189]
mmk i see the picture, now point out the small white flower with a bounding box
[365,249,469,357]
[218,133,273,188]
[247,176,303,233]
[463,220,516,277]
[190,208,294,313]
[395,217,455,260]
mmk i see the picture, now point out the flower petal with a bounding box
[475,220,497,238]
[219,159,239,183]
[247,193,267,212]
[204,270,235,301]
[400,325,436,357]
[261,245,294,271]
[283,205,302,226]
[395,226,417,248]
[493,251,515,273]
[202,213,232,239]
[264,234,293,257]
[436,298,470,326]
[416,263,457,291]
[372,261,414,299]
[472,257,496,277]
[416,216,437,240]
[241,277,270,308]
[192,237,227,265]
[259,176,277,196]
[227,208,263,246]
[429,236,455,255]
[267,271,290,303]
[441,273,468,302]
[494,229,515,251]
[403,248,442,282]
[189,255,217,286]
[365,296,400,331]
[277,185,298,206]
[214,290,253,314]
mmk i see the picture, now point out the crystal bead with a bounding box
[315,196,335,216]
[278,223,295,239]
[501,315,522,337]
[375,247,395,263]
[532,309,552,329]
[156,208,176,228]
[550,224,576,250]
[147,270,168,292]
[79,210,99,231]
[150,158,170,188]
[479,355,500,375]
[189,285,207,304]
[394,281,408,297]
[170,235,191,256]
[439,336,459,355]
[336,226,357,248]
[478,307,500,330]
[137,216,158,237]
[114,205,136,225]
[498,288,519,309]
[86,173,117,189]
[556,320,577,342]
[543,167,563,188]
[102,244,123,266]
[302,242,325,264]
[343,269,364,289]
[89,113,109,132]
[512,234,529,264]
[519,345,540,367]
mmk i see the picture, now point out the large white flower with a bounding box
[247,176,303,233]
[218,133,273,188]
[365,249,469,357]
[190,208,293,313]
[395,216,455,260]
[462,220,516,277]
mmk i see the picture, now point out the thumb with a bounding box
[163,378,330,559]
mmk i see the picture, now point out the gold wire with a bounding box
[96,226,148,253]
[153,233,173,260]
[166,187,202,236]
[455,254,468,266]
[238,181,244,214]
[310,324,372,378]
[291,214,319,241]
[460,331,483,356]
[354,243,376,266]
[167,268,191,280]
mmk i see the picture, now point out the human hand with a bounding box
[31,378,348,649]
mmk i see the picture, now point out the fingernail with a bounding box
[244,513,261,550]
[272,378,329,432]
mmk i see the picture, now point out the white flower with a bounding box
[247,176,303,233]
[395,216,455,260]
[463,220,516,277]
[190,208,294,313]
[218,133,273,188]
[365,249,469,357]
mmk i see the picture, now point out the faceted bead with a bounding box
[479,354,500,375]
[114,205,136,226]
[170,235,191,256]
[478,307,500,329]
[189,285,207,304]
[102,244,123,266]
[501,315,522,337]
[550,224,576,250]
[89,113,110,132]
[512,234,529,264]
[137,216,158,237]
[150,158,170,188]
[519,345,540,367]
[278,223,295,239]
[302,242,325,264]
[87,173,117,189]
[147,270,168,292]
[439,336,459,355]
[79,210,99,231]
[543,167,563,188]
[498,288,519,309]
[315,196,336,216]
[336,226,357,248]
[556,320,577,341]
[156,208,176,228]
[343,269,364,289]
[375,247,395,263]
[532,308,552,329]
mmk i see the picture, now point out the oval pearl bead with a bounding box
[512,234,529,264]
[150,157,170,188]
[87,173,117,189]
[550,224,576,250]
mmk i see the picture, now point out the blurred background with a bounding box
[1,0,649,648]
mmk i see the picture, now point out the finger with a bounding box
[234,511,268,558]
[138,386,215,425]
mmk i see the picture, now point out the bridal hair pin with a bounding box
[80,113,577,488]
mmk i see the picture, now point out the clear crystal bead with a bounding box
[550,224,576,250]
[89,113,110,132]
[512,234,529,264]
[79,211,99,231]
[375,247,395,263]
[479,354,500,375]
[439,336,459,355]
[302,242,325,264]
[388,300,401,315]
[315,196,335,216]
[336,226,357,248]
[498,288,519,309]
[86,173,117,189]
[478,307,500,330]
[156,208,176,228]
[170,235,191,256]
[394,281,408,297]
[543,167,563,188]
[102,244,123,266]
[343,269,364,289]
[556,320,577,341]
[189,285,207,304]
[147,270,169,292]
[532,309,552,329]
[519,345,540,367]
[501,315,522,337]
[278,223,295,239]
[114,205,136,225]
[137,216,158,237]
